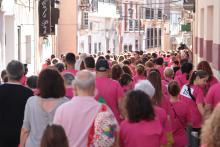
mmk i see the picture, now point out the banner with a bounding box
[39,0,51,36]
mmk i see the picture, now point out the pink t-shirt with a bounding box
[158,66,165,80]
[169,101,191,147]
[154,106,170,131]
[20,75,27,86]
[62,69,78,76]
[205,83,220,109]
[179,85,204,128]
[65,87,74,99]
[54,96,115,147]
[162,77,173,97]
[204,76,218,94]
[120,119,165,147]
[95,77,125,123]
[174,73,189,89]
[158,95,172,115]
[175,70,182,78]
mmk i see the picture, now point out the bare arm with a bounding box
[20,128,29,147]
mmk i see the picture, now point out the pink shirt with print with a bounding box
[179,85,204,128]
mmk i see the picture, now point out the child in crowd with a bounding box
[120,90,166,147]
[119,73,133,92]
[26,75,39,95]
[1,69,8,83]
[162,67,174,97]
[132,64,146,84]
[63,72,75,99]
[174,62,193,89]
[41,124,69,147]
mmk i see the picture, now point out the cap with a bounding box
[134,80,155,98]
[96,59,109,72]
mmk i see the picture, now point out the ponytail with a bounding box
[189,71,197,85]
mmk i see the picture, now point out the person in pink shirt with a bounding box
[155,57,165,80]
[20,64,28,86]
[132,64,146,85]
[26,75,39,95]
[204,83,220,116]
[168,81,191,147]
[111,64,123,81]
[179,70,209,146]
[54,70,118,147]
[119,73,133,92]
[145,60,155,76]
[120,90,166,147]
[62,53,78,76]
[63,72,75,99]
[84,56,96,73]
[148,69,171,114]
[174,62,193,89]
[162,67,174,97]
[197,61,219,95]
[134,80,173,146]
[201,104,220,147]
[174,59,188,78]
[95,59,125,123]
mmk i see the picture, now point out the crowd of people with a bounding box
[0,48,220,147]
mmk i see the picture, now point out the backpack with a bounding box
[87,104,118,147]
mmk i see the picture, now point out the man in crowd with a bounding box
[0,60,33,147]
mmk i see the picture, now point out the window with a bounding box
[92,0,98,11]
[135,40,138,50]
[158,9,162,19]
[135,20,139,31]
[98,42,101,52]
[89,22,93,30]
[129,19,133,31]
[154,28,157,47]
[151,9,154,19]
[145,8,151,19]
[88,36,91,54]
[129,45,133,52]
[159,28,162,46]
[146,28,151,49]
[124,45,128,52]
[82,12,88,29]
[94,43,97,54]
[150,28,154,47]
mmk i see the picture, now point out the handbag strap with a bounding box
[170,103,185,129]
[87,104,107,147]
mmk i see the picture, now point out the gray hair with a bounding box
[73,70,95,90]
[134,80,155,98]
[63,72,75,86]
[6,60,24,81]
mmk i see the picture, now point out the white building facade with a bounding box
[77,0,119,54]
[118,0,169,52]
[0,0,36,74]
